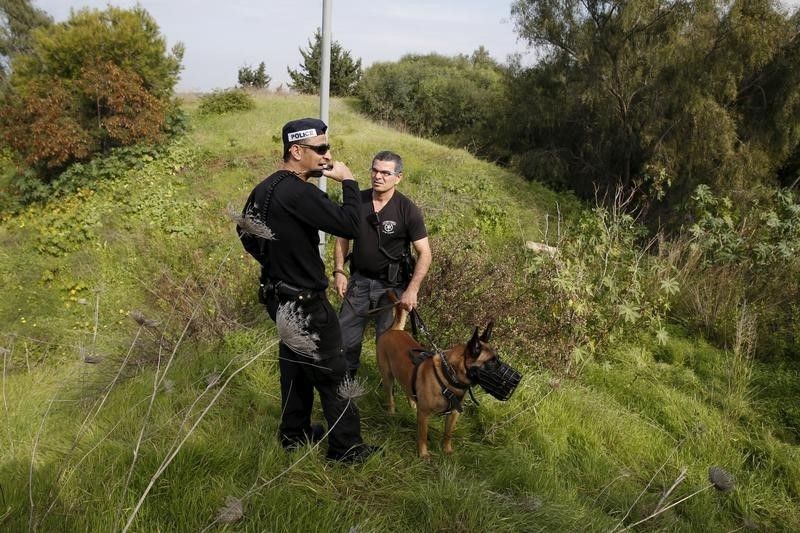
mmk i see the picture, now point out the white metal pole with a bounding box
[318,0,332,258]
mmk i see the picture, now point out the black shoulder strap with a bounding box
[237,171,293,273]
[260,171,292,225]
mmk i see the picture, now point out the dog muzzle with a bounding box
[468,359,522,401]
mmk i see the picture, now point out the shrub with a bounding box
[0,80,95,170]
[76,61,166,148]
[0,6,182,180]
[6,144,162,206]
[420,202,676,373]
[11,6,182,98]
[669,185,800,357]
[197,89,255,115]
[358,52,505,155]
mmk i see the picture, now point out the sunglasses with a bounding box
[296,143,331,155]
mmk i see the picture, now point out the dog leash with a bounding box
[409,308,439,352]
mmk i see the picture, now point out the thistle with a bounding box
[80,345,102,364]
[129,310,159,328]
[215,496,243,524]
[206,372,221,388]
[338,376,367,401]
[226,205,276,240]
[708,466,734,492]
[276,302,320,360]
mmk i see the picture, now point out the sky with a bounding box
[34,0,530,92]
[32,1,800,93]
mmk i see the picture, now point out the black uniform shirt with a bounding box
[351,189,427,276]
[240,170,360,290]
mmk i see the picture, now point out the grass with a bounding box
[0,93,798,531]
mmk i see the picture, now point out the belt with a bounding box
[262,280,324,302]
[355,268,390,282]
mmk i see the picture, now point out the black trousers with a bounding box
[265,291,363,455]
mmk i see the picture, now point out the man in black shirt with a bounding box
[333,151,432,377]
[238,117,377,463]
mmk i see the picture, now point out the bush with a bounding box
[358,51,505,155]
[12,6,182,98]
[7,144,161,206]
[0,6,182,180]
[197,89,255,115]
[669,186,800,357]
[420,202,676,373]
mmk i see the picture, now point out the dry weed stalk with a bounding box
[91,289,101,355]
[200,383,366,533]
[726,301,756,415]
[225,205,276,240]
[621,467,734,530]
[122,338,278,533]
[1,345,11,452]
[115,342,165,529]
[40,317,154,523]
[610,436,690,533]
[652,467,687,514]
[28,386,61,532]
[276,301,320,360]
[25,342,31,374]
[114,245,235,527]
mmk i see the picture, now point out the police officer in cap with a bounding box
[238,117,378,463]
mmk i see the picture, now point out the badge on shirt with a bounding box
[381,220,397,235]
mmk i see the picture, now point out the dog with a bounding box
[376,296,499,458]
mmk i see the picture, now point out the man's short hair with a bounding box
[282,117,327,161]
[373,150,403,173]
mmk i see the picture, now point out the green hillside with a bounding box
[1,93,798,531]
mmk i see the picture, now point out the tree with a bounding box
[359,51,505,153]
[0,0,52,83]
[508,0,800,225]
[287,28,362,96]
[0,6,183,176]
[11,6,183,98]
[238,61,270,89]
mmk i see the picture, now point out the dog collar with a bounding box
[437,350,470,390]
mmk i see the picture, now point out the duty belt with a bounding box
[262,280,324,302]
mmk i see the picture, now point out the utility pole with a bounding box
[317,0,332,258]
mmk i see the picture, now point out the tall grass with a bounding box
[0,93,798,531]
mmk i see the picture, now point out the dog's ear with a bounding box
[480,320,494,343]
[468,326,481,357]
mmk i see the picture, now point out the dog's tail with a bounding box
[386,290,407,331]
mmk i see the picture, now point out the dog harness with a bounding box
[408,348,470,414]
